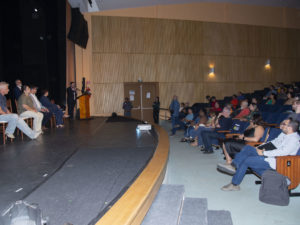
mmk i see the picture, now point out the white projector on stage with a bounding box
[137,124,152,131]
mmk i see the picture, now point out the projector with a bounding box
[137,124,151,131]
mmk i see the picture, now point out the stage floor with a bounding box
[0,117,157,225]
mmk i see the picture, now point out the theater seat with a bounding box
[276,148,300,195]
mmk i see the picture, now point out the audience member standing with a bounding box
[169,95,180,132]
[18,85,43,133]
[152,96,160,124]
[67,82,77,119]
[123,97,133,117]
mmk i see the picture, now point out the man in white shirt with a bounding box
[219,118,300,191]
[30,86,52,129]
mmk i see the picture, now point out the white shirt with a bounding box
[30,93,43,111]
[263,132,300,169]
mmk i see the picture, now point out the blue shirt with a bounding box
[169,100,180,117]
[185,113,194,121]
[216,116,232,131]
[0,94,7,113]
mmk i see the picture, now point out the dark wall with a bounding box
[0,0,66,105]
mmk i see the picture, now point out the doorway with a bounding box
[124,82,159,123]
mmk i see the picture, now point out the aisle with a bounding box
[161,120,300,225]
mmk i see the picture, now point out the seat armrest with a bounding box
[246,142,263,147]
[217,130,230,133]
[225,133,240,138]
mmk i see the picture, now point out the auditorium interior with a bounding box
[0,0,299,225]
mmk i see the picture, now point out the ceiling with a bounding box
[68,0,300,13]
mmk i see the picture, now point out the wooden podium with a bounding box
[78,94,91,119]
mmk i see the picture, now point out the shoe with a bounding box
[198,145,205,151]
[180,138,187,142]
[221,183,240,191]
[217,163,236,175]
[32,131,41,139]
[59,124,64,128]
[203,150,214,154]
[63,114,70,118]
[5,133,15,139]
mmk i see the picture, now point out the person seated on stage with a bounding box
[265,93,276,105]
[40,89,64,128]
[0,82,40,139]
[13,79,22,101]
[219,118,300,191]
[30,86,52,130]
[200,107,233,154]
[18,85,44,133]
[218,114,265,167]
[234,100,250,119]
[171,107,194,135]
[284,92,295,105]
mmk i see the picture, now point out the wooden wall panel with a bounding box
[90,16,300,116]
[93,83,124,114]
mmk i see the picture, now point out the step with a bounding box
[179,197,208,225]
[207,210,233,225]
[141,184,185,225]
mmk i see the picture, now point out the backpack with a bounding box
[259,170,290,206]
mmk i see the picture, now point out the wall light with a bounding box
[265,59,271,70]
[209,64,215,78]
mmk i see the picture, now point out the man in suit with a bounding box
[67,82,77,119]
[13,79,22,101]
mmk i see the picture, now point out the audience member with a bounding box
[284,92,295,105]
[18,85,43,133]
[211,101,222,112]
[30,86,52,130]
[289,100,300,124]
[0,82,39,139]
[234,100,250,119]
[231,95,238,109]
[219,114,265,166]
[237,91,245,101]
[40,89,65,128]
[152,96,160,124]
[219,118,300,191]
[266,93,276,105]
[122,97,132,117]
[200,107,233,154]
[169,95,180,132]
[263,85,277,100]
[171,107,193,135]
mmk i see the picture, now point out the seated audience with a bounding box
[0,82,40,139]
[237,91,245,101]
[263,85,277,100]
[251,97,259,105]
[266,93,276,105]
[219,118,300,191]
[18,85,43,133]
[230,95,238,109]
[234,100,250,119]
[289,100,300,124]
[219,114,264,166]
[181,108,208,142]
[211,101,222,112]
[242,103,259,122]
[30,86,52,130]
[40,89,64,128]
[171,107,194,135]
[284,92,295,105]
[200,107,233,154]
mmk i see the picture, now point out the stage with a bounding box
[0,117,158,225]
